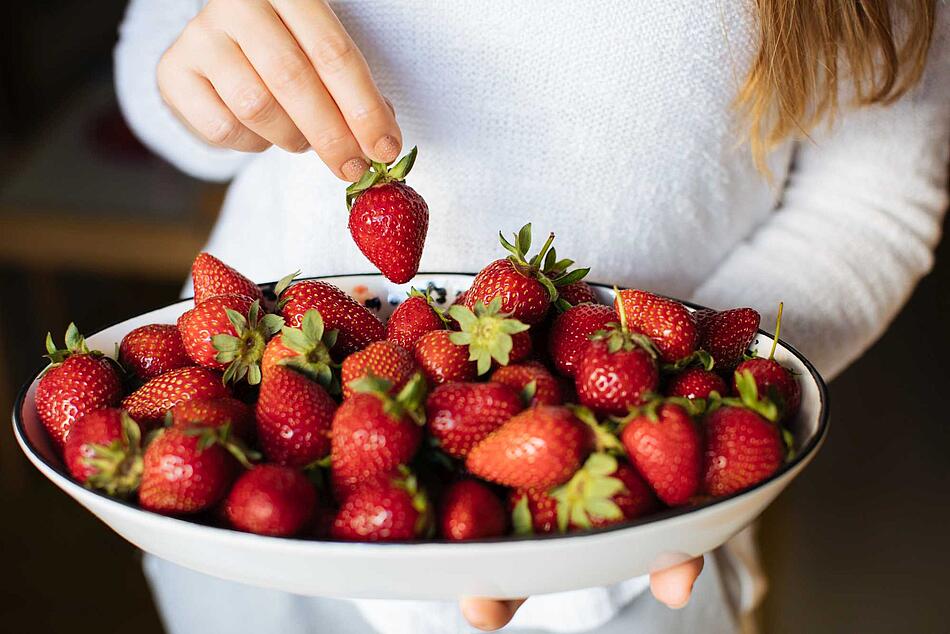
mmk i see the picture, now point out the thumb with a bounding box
[459,597,527,631]
[650,556,705,609]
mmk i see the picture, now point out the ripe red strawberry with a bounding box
[703,406,784,497]
[260,308,338,390]
[224,465,317,537]
[278,279,385,358]
[36,324,122,448]
[139,426,240,515]
[447,297,531,375]
[331,472,431,541]
[256,366,337,467]
[191,252,264,305]
[697,307,760,369]
[509,488,559,534]
[574,322,659,416]
[119,324,192,380]
[557,280,597,306]
[465,224,589,325]
[170,396,255,442]
[122,366,229,426]
[63,408,143,496]
[665,367,727,400]
[548,303,617,377]
[466,405,591,490]
[345,147,428,283]
[341,340,418,399]
[426,381,523,458]
[615,289,698,363]
[331,374,426,492]
[413,329,477,385]
[732,303,800,421]
[620,401,702,506]
[386,287,446,350]
[491,361,563,406]
[440,479,508,540]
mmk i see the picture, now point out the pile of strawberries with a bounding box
[34,152,801,542]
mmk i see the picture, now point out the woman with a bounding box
[115,1,947,632]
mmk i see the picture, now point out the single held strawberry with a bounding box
[557,280,598,307]
[36,324,122,448]
[63,408,143,496]
[256,366,337,467]
[491,361,564,406]
[277,277,385,358]
[386,287,447,350]
[447,297,531,375]
[440,479,508,540]
[466,405,592,490]
[426,381,523,458]
[665,367,727,400]
[345,147,428,284]
[191,252,264,305]
[615,289,698,364]
[122,366,229,426]
[224,465,317,537]
[170,396,255,442]
[413,329,477,385]
[331,470,432,541]
[732,304,801,421]
[465,224,589,325]
[619,399,703,506]
[547,303,617,377]
[697,307,760,369]
[341,340,419,399]
[261,309,338,391]
[119,324,192,380]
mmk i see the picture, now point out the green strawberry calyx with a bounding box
[213,300,285,386]
[275,309,339,390]
[498,223,590,303]
[406,287,451,327]
[590,289,658,358]
[569,405,624,454]
[180,422,261,469]
[612,394,707,430]
[273,270,302,311]
[448,297,530,375]
[84,411,144,497]
[345,146,418,210]
[707,370,780,422]
[661,349,714,373]
[43,322,102,371]
[550,452,628,532]
[349,372,428,426]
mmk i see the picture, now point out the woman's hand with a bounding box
[157,0,401,180]
[459,556,705,631]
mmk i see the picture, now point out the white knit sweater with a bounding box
[115,1,949,632]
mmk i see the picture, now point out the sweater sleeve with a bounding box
[691,17,949,381]
[114,0,251,182]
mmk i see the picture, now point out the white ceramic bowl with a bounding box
[12,273,829,600]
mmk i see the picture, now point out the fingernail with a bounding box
[374,135,401,163]
[341,157,370,181]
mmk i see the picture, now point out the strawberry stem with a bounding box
[768,302,783,361]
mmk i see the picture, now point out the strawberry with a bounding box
[256,366,337,467]
[557,280,597,307]
[277,278,385,358]
[732,304,800,421]
[331,471,432,541]
[413,330,477,385]
[331,374,426,492]
[119,324,192,380]
[260,308,338,389]
[491,361,563,406]
[386,287,446,350]
[426,381,523,458]
[465,224,589,325]
[191,252,264,305]
[547,303,617,377]
[224,465,317,537]
[447,297,531,375]
[341,340,418,399]
[35,324,122,448]
[440,479,508,540]
[63,408,143,496]
[697,307,760,369]
[615,289,698,363]
[138,426,242,515]
[703,406,784,497]
[170,396,255,442]
[122,366,229,426]
[665,367,727,400]
[508,488,559,535]
[466,405,591,490]
[345,147,428,283]
[619,400,702,506]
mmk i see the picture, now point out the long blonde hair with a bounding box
[738,0,937,169]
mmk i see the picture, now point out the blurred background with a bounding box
[1,3,947,633]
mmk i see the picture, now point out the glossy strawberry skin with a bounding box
[615,289,698,363]
[440,479,508,540]
[122,367,230,427]
[225,465,317,537]
[621,404,702,506]
[170,396,255,442]
[733,358,801,421]
[413,330,477,385]
[697,308,760,369]
[491,361,563,406]
[36,354,122,448]
[191,252,264,305]
[665,368,727,400]
[466,405,591,490]
[426,382,523,458]
[280,281,385,358]
[261,335,295,377]
[255,367,337,467]
[386,295,446,350]
[63,408,125,484]
[331,481,422,541]
[341,341,418,399]
[558,281,598,306]
[548,303,617,377]
[465,259,551,325]
[138,428,238,515]
[574,340,658,416]
[177,294,254,368]
[349,181,429,284]
[119,324,192,380]
[703,406,784,497]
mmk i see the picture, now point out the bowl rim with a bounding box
[12,272,830,548]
